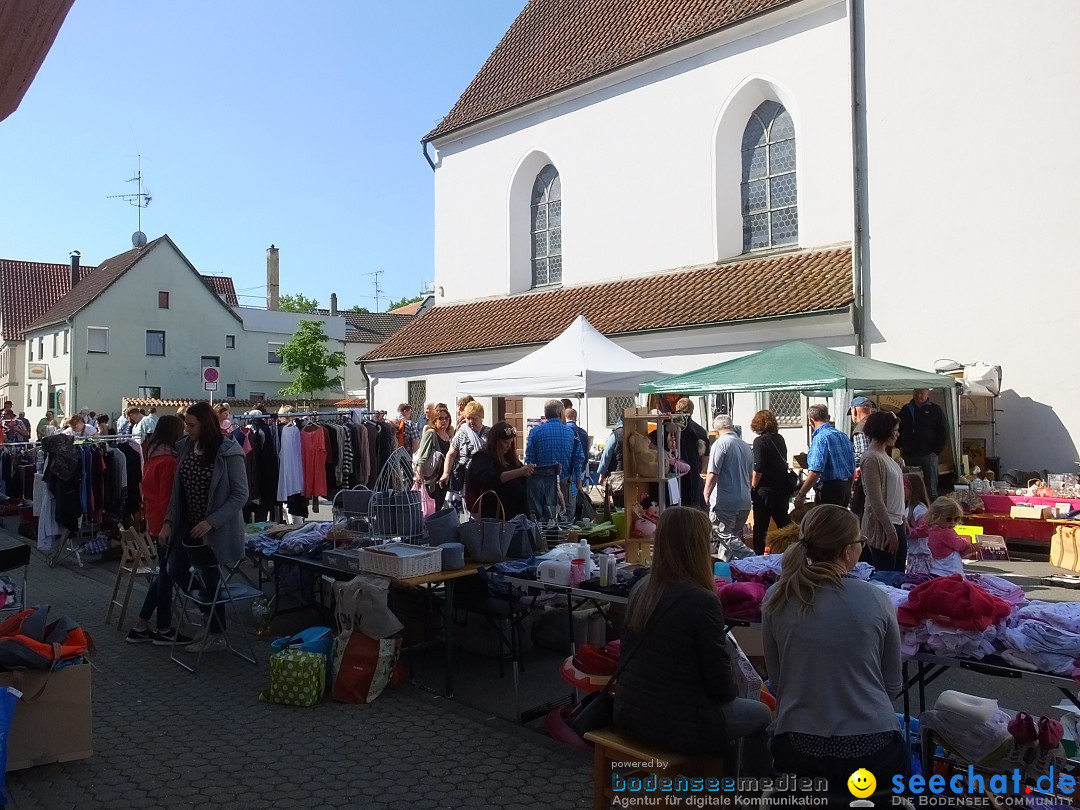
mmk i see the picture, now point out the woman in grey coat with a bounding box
[160,401,248,654]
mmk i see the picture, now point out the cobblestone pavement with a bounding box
[1,527,591,810]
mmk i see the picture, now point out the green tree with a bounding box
[278,293,320,313]
[347,304,371,313]
[278,320,346,402]
[386,294,423,311]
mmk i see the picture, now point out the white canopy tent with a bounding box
[456,315,669,428]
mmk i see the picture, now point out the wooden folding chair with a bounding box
[106,528,158,630]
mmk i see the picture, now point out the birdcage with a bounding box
[367,448,424,543]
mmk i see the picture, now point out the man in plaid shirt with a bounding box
[525,400,585,492]
[397,403,422,453]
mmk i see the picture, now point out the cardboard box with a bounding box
[321,549,362,573]
[0,663,92,771]
[1010,504,1054,520]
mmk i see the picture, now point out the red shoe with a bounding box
[1008,712,1037,744]
[1026,716,1067,781]
[1038,716,1064,749]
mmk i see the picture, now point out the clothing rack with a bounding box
[234,410,363,421]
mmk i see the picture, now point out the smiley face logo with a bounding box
[848,768,876,798]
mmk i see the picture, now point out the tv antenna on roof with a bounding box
[362,269,385,312]
[107,153,152,247]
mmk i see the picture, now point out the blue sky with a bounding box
[0,1,525,310]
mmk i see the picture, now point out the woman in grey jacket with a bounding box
[160,401,248,654]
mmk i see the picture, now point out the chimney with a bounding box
[70,250,81,288]
[330,292,338,316]
[266,244,279,310]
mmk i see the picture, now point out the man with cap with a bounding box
[849,396,877,467]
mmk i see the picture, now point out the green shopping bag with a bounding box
[259,648,326,707]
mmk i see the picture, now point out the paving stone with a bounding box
[2,529,592,809]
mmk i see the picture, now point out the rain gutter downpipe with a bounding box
[360,359,373,410]
[422,139,436,171]
[848,0,868,357]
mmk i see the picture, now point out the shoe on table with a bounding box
[151,628,194,646]
[125,627,153,644]
[185,634,226,654]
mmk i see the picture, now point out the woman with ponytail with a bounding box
[762,504,907,789]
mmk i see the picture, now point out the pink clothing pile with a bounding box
[716,581,766,623]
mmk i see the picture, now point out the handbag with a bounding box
[259,648,326,707]
[458,492,513,562]
[763,433,798,494]
[506,513,541,558]
[567,590,688,737]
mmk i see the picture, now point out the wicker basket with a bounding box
[356,542,442,579]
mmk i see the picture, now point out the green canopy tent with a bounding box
[639,341,960,463]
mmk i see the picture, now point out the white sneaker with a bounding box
[185,634,226,654]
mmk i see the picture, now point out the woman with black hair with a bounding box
[160,401,248,654]
[465,421,533,518]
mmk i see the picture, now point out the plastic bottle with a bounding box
[570,558,586,588]
[578,537,590,560]
[599,553,610,587]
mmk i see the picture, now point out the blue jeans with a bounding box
[138,538,174,630]
[906,453,939,499]
[526,465,561,522]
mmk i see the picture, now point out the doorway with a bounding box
[497,397,524,455]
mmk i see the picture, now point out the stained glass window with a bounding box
[531,165,562,287]
[741,101,798,251]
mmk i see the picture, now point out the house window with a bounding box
[138,386,161,399]
[36,383,43,408]
[267,342,283,364]
[226,384,236,398]
[407,380,426,416]
[87,327,109,354]
[53,332,59,357]
[249,391,266,402]
[27,340,33,362]
[741,100,798,252]
[201,356,220,369]
[764,391,802,427]
[606,396,636,426]
[531,164,562,287]
[158,291,170,309]
[63,330,68,354]
[146,330,166,356]
[26,387,31,407]
[710,394,734,418]
[37,337,43,359]
[225,335,235,349]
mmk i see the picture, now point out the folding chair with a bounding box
[0,542,31,614]
[106,529,158,629]
[170,541,263,674]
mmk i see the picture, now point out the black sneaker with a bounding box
[126,627,152,644]
[150,628,194,646]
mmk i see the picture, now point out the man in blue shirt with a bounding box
[525,400,584,495]
[794,404,856,507]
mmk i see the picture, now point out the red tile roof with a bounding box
[426,0,794,140]
[389,300,423,315]
[22,235,242,333]
[365,246,852,361]
[0,257,95,340]
[202,275,239,307]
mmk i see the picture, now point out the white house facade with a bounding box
[364,0,1080,471]
[21,235,352,426]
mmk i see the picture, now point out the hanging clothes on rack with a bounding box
[277,421,303,502]
[300,422,328,498]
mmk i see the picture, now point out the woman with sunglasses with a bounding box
[465,420,533,518]
[762,504,907,791]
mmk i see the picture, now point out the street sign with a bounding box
[203,366,220,383]
[204,381,218,392]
